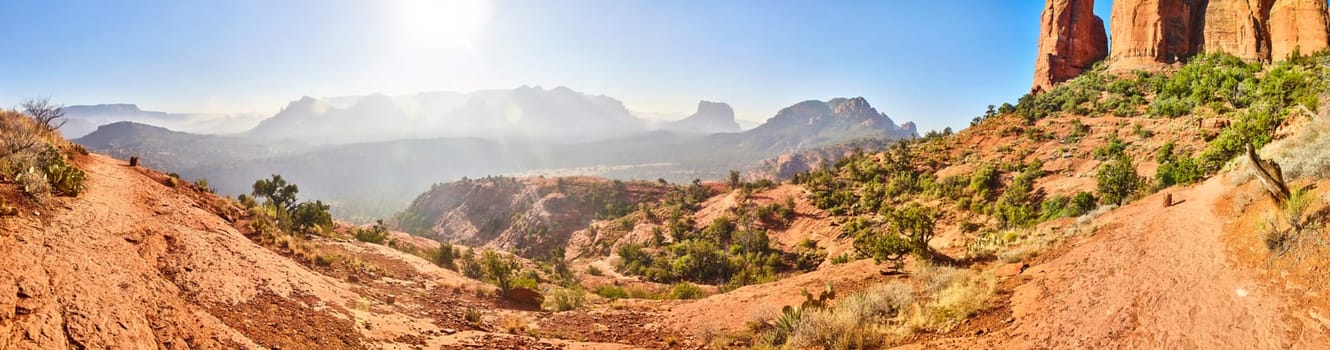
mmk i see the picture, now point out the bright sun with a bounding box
[391,0,494,48]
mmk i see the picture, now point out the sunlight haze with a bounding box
[0,0,1088,132]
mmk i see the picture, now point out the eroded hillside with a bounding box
[7,34,1330,350]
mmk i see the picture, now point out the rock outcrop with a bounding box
[1038,0,1330,87]
[1268,0,1330,59]
[1200,0,1271,62]
[1032,0,1109,93]
[1108,0,1203,70]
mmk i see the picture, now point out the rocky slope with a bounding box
[1032,0,1109,93]
[393,176,674,258]
[2,154,399,348]
[0,153,696,349]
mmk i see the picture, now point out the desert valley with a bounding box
[5,0,1330,349]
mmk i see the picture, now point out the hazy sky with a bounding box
[0,0,1115,132]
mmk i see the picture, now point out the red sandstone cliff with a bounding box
[1037,0,1330,90]
[1033,0,1110,93]
[1268,0,1330,59]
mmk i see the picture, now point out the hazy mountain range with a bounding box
[59,104,266,138]
[71,86,917,221]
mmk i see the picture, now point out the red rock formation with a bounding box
[1268,0,1330,59]
[1106,0,1330,68]
[1109,0,1202,71]
[1200,0,1272,61]
[1032,0,1109,93]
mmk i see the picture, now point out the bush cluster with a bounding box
[1096,154,1144,206]
[248,174,334,235]
[795,142,933,216]
[1011,52,1330,191]
[352,220,390,244]
[1,107,87,203]
[844,202,937,269]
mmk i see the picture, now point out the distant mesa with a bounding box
[663,100,741,134]
[58,103,264,138]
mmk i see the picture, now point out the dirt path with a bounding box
[993,177,1315,348]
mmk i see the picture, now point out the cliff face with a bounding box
[1268,0,1330,59]
[1200,0,1273,62]
[1038,0,1330,89]
[1107,0,1329,70]
[1108,0,1203,70]
[1032,0,1109,93]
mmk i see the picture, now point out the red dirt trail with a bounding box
[908,177,1327,349]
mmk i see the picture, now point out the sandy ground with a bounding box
[1,154,678,349]
[910,176,1327,349]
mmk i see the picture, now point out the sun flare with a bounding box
[391,0,493,48]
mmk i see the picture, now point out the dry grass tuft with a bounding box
[1266,116,1330,180]
[910,269,997,332]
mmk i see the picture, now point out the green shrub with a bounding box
[353,219,390,244]
[1092,134,1127,160]
[1096,154,1144,206]
[1155,156,1205,188]
[481,250,520,294]
[593,285,629,299]
[993,162,1043,228]
[1040,191,1097,220]
[290,200,333,235]
[1147,96,1194,117]
[585,265,603,276]
[968,165,1000,200]
[848,203,938,269]
[460,249,485,279]
[1066,118,1089,142]
[433,242,457,270]
[667,282,705,299]
[543,287,586,311]
[512,270,540,291]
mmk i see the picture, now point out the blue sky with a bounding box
[0,0,1116,132]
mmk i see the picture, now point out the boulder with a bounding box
[1033,0,1109,93]
[504,287,543,308]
